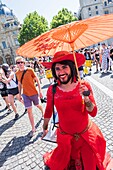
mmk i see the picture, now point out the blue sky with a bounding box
[3,0,80,25]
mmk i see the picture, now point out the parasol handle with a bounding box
[72,51,81,81]
[72,51,84,112]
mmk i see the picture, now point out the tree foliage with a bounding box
[50,8,78,29]
[18,11,49,46]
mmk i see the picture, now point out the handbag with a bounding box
[42,83,59,143]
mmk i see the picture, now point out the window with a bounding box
[88,10,92,16]
[88,7,91,11]
[2,41,7,49]
[108,0,112,3]
[5,23,10,27]
[89,13,92,16]
[14,21,18,26]
[104,1,107,6]
[104,10,109,14]
[96,11,99,15]
[95,6,98,9]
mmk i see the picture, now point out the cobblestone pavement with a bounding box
[0,67,113,170]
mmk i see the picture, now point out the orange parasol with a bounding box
[16,14,113,59]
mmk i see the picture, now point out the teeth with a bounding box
[60,75,65,78]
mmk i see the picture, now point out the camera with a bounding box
[40,97,47,103]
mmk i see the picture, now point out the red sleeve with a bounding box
[44,85,53,118]
[83,81,97,117]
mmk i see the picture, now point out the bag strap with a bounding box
[12,74,18,85]
[52,83,58,129]
[20,68,28,84]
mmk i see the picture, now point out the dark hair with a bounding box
[51,60,78,82]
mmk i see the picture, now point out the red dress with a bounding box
[43,81,113,170]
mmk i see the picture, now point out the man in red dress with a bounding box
[42,51,113,170]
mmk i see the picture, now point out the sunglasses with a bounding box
[16,61,24,64]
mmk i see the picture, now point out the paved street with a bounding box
[0,66,113,170]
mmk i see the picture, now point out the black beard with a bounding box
[57,74,72,84]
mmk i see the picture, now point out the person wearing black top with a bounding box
[0,67,11,111]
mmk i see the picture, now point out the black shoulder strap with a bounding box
[52,83,58,129]
[12,74,18,85]
[20,68,28,84]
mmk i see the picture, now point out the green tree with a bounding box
[18,11,49,46]
[50,8,78,29]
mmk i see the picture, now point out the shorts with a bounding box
[8,87,19,96]
[0,90,8,97]
[22,94,39,108]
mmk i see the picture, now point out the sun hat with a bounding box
[41,51,85,69]
[2,63,11,72]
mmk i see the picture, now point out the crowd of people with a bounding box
[0,43,113,169]
[80,43,113,76]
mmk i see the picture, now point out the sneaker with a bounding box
[23,108,27,114]
[104,70,107,73]
[7,109,13,114]
[89,68,92,71]
[14,113,19,121]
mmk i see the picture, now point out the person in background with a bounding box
[1,63,27,120]
[10,65,18,72]
[0,66,11,112]
[94,48,102,72]
[101,43,110,73]
[84,48,92,74]
[109,43,113,71]
[42,51,113,170]
[15,56,44,137]
[78,66,84,79]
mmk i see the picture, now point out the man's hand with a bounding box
[41,129,48,139]
[79,84,89,96]
[18,94,23,102]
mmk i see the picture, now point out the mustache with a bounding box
[58,73,68,77]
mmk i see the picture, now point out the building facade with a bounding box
[0,1,21,65]
[79,0,113,45]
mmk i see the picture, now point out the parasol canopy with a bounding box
[16,13,113,58]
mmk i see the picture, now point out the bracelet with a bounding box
[43,124,48,130]
[85,100,93,107]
